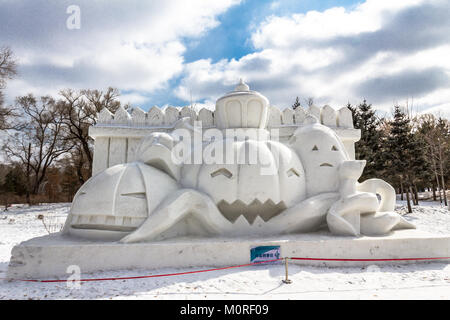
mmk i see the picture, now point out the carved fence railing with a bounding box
[96,104,354,128]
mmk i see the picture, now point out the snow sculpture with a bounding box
[63,80,414,242]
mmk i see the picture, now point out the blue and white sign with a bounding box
[250,246,281,264]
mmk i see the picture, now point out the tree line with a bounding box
[292,97,449,213]
[0,47,125,208]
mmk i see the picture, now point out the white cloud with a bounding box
[270,1,281,11]
[1,0,241,103]
[118,93,150,106]
[252,0,427,48]
[176,0,450,117]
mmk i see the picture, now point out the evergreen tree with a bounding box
[383,106,427,212]
[0,166,26,210]
[1,166,26,195]
[351,100,384,181]
[292,97,301,110]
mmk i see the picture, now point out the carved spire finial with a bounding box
[235,78,250,91]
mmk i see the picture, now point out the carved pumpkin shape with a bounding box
[64,162,178,240]
[181,139,306,224]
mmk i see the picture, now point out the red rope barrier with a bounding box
[289,257,450,262]
[1,256,449,283]
[2,258,283,283]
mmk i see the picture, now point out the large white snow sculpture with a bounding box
[63,80,414,242]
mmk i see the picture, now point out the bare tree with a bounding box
[3,94,73,202]
[58,143,90,186]
[416,114,449,207]
[0,46,18,130]
[435,119,449,207]
[58,87,121,177]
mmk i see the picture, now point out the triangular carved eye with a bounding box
[312,145,319,151]
[211,168,233,178]
[287,168,300,177]
[332,145,338,151]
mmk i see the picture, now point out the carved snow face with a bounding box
[65,162,178,239]
[290,123,349,197]
[181,139,306,224]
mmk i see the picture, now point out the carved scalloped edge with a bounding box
[97,105,354,128]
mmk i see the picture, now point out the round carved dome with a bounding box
[215,79,270,129]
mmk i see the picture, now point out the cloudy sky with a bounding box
[1,0,449,117]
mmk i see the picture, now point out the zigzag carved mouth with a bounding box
[217,199,287,224]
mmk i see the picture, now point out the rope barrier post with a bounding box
[282,257,292,284]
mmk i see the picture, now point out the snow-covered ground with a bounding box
[0,200,449,300]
